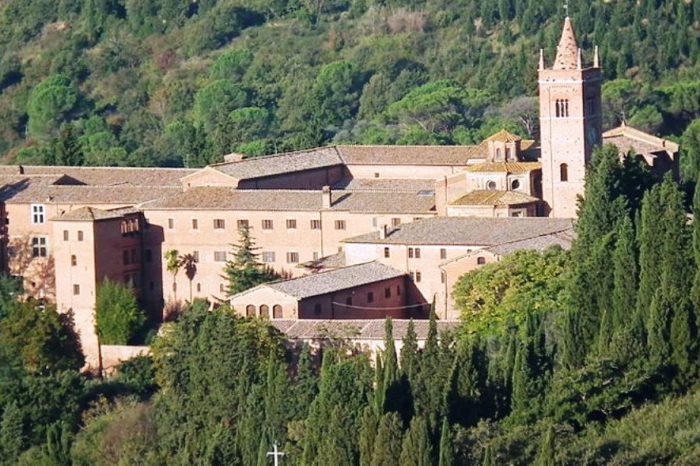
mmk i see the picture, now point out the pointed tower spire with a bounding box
[593,45,600,68]
[539,49,545,70]
[553,17,579,70]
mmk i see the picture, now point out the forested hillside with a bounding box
[0,0,699,172]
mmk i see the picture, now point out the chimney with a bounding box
[538,49,544,71]
[17,165,23,175]
[322,185,332,209]
[593,45,600,68]
[379,224,388,239]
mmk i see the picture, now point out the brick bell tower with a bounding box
[538,17,602,218]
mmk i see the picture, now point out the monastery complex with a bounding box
[0,18,680,367]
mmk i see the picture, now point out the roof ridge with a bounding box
[209,146,337,168]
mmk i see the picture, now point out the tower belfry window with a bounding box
[555,99,569,118]
[560,163,569,182]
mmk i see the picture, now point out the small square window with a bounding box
[310,220,321,230]
[168,218,174,229]
[367,292,374,303]
[192,219,198,230]
[286,219,297,229]
[196,283,201,292]
[237,219,249,229]
[262,219,274,230]
[214,251,227,262]
[73,284,80,295]
[63,230,69,241]
[286,252,299,264]
[192,251,199,262]
[415,248,421,259]
[408,248,414,259]
[391,218,401,227]
[213,219,225,229]
[334,220,346,230]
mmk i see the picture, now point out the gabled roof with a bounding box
[54,206,141,222]
[553,17,579,70]
[272,319,460,341]
[466,162,541,174]
[207,147,343,180]
[336,145,485,165]
[0,165,194,187]
[343,217,574,246]
[450,190,539,207]
[603,124,680,156]
[237,262,406,300]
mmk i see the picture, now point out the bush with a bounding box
[95,279,145,345]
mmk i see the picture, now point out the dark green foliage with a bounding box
[224,224,279,296]
[370,412,403,466]
[95,278,146,345]
[114,355,157,399]
[399,415,431,466]
[0,401,25,465]
[438,418,454,466]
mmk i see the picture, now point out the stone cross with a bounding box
[267,442,285,466]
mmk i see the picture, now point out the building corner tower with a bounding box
[538,17,602,218]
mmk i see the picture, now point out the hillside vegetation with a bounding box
[0,0,699,175]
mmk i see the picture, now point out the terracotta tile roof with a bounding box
[487,229,575,255]
[450,190,539,206]
[54,206,141,222]
[0,165,194,186]
[336,145,485,165]
[272,319,461,340]
[332,178,436,193]
[466,162,541,174]
[299,251,347,271]
[2,183,180,205]
[553,17,579,70]
[603,124,680,157]
[483,129,522,143]
[343,217,574,246]
[208,147,343,180]
[240,262,406,300]
[141,187,435,214]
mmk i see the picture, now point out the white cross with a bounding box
[267,442,285,466]
[563,0,569,17]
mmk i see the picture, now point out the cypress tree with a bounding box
[383,318,398,404]
[0,401,25,465]
[359,407,378,466]
[399,416,431,466]
[611,216,639,331]
[294,344,318,419]
[510,338,531,416]
[438,418,454,466]
[370,412,404,466]
[534,424,556,466]
[691,178,700,318]
[374,352,385,415]
[400,319,419,382]
[636,184,665,326]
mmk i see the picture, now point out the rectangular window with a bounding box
[31,237,47,258]
[31,204,45,224]
[73,284,80,295]
[286,219,297,229]
[415,248,421,259]
[367,292,374,303]
[262,251,275,263]
[310,220,321,230]
[441,271,446,284]
[63,230,69,241]
[213,219,225,229]
[384,287,391,298]
[415,271,422,282]
[77,230,83,241]
[237,219,249,229]
[168,218,174,229]
[192,251,199,262]
[384,247,390,258]
[214,251,227,262]
[334,220,346,230]
[440,248,447,260]
[192,219,198,230]
[391,217,401,227]
[262,219,274,230]
[286,252,299,263]
[70,255,77,266]
[408,248,414,259]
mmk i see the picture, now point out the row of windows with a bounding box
[384,247,449,260]
[246,304,284,319]
[63,230,84,242]
[166,218,403,231]
[555,99,570,118]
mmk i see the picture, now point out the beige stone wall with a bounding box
[180,168,239,188]
[446,204,535,218]
[345,164,469,180]
[440,251,499,319]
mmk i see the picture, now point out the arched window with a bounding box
[555,99,560,118]
[477,257,486,265]
[487,181,497,191]
[560,163,569,182]
[246,305,256,317]
[496,148,502,160]
[273,305,283,319]
[259,304,269,318]
[511,179,520,190]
